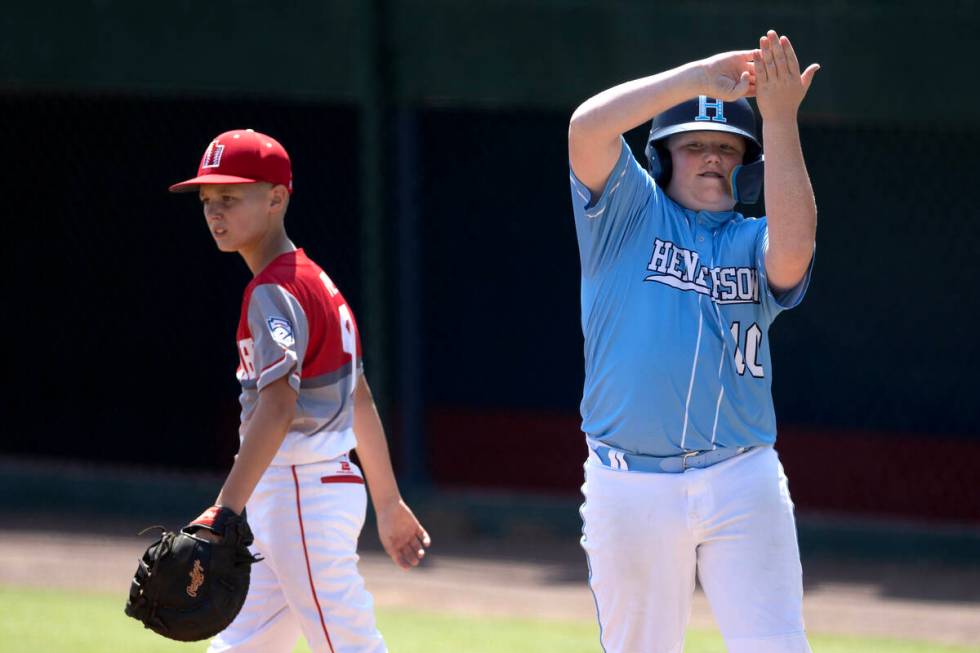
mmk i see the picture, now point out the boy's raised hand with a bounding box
[753,30,820,119]
[698,49,757,101]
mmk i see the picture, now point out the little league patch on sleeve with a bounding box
[267,316,295,348]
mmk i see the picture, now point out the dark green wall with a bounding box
[4,1,977,122]
[1,2,363,100]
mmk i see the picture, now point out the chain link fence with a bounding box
[4,91,977,520]
[3,90,360,468]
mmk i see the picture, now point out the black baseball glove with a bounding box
[124,506,262,642]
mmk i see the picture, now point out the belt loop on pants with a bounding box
[589,441,753,473]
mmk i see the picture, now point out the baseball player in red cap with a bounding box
[170,128,430,652]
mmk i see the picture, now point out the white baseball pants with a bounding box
[208,459,385,653]
[580,446,811,653]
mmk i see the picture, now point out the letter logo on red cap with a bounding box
[201,142,225,169]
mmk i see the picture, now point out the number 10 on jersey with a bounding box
[730,321,764,378]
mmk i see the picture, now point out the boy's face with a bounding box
[199,183,280,253]
[664,131,747,213]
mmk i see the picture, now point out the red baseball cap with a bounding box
[169,129,293,193]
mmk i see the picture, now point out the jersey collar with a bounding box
[683,206,738,228]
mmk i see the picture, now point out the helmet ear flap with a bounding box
[645,140,672,188]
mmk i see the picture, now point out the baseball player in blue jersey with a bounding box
[567,31,819,652]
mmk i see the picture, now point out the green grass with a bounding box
[1,586,976,653]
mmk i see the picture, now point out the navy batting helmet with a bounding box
[644,96,764,204]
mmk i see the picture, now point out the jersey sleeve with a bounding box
[755,220,815,316]
[569,137,661,276]
[246,284,310,393]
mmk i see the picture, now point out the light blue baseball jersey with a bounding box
[570,138,813,457]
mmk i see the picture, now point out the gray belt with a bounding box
[591,443,753,473]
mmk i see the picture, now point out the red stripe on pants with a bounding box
[292,465,335,653]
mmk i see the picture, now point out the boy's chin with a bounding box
[214,242,240,253]
[689,196,735,212]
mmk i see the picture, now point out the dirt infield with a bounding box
[1,522,978,648]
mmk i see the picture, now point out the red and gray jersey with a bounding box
[235,249,362,466]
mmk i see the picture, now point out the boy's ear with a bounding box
[269,185,287,209]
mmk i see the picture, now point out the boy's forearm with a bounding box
[353,376,401,509]
[762,117,817,288]
[569,63,705,144]
[216,378,297,514]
